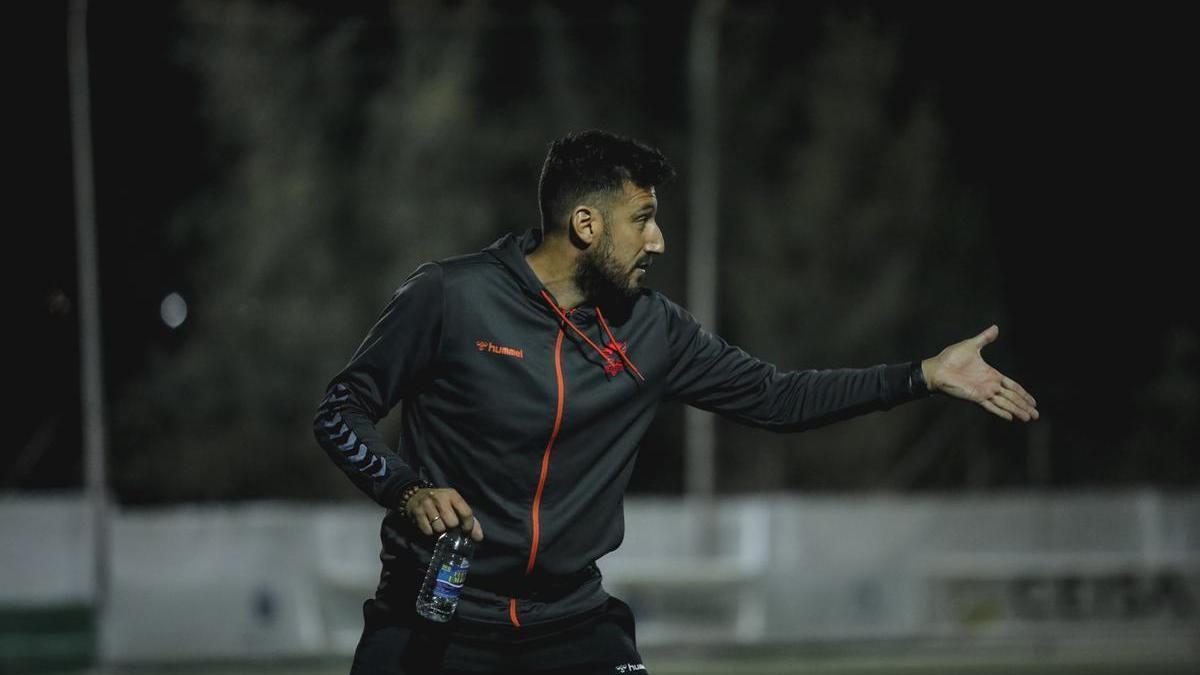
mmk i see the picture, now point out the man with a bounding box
[313,129,1039,674]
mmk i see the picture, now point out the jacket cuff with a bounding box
[908,359,932,397]
[881,361,929,408]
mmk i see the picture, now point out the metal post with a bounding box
[685,0,723,502]
[686,1,724,555]
[68,0,111,666]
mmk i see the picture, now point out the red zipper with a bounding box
[510,326,566,627]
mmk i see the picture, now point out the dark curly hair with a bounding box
[537,129,676,235]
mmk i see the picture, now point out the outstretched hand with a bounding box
[923,325,1039,422]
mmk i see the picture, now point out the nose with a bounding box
[645,221,665,255]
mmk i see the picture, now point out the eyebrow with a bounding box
[633,204,656,216]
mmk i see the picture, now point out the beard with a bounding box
[574,229,640,307]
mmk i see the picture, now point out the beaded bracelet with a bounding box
[397,479,435,516]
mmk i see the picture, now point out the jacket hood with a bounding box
[483,227,550,305]
[483,227,646,382]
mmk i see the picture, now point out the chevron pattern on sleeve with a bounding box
[316,383,388,479]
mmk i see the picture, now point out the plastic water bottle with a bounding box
[415,528,475,622]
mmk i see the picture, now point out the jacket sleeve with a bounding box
[661,296,927,432]
[312,262,444,509]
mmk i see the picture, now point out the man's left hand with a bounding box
[922,324,1039,422]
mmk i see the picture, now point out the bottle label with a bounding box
[432,559,470,600]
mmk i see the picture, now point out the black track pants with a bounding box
[349,595,649,675]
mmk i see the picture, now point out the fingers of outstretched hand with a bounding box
[992,391,1033,421]
[1002,375,1038,409]
[982,385,1040,422]
[1002,386,1039,420]
[981,398,1013,421]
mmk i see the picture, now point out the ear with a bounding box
[570,205,602,245]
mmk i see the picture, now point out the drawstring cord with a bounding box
[539,290,645,382]
[595,306,645,381]
[540,290,609,363]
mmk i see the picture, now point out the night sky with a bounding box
[14,2,1194,495]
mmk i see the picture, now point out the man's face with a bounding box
[575,180,664,302]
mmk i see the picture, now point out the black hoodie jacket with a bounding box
[313,227,930,628]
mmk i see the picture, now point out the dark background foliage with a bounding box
[13,1,1195,503]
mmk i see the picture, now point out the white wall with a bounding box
[0,493,93,604]
[2,490,1197,663]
